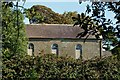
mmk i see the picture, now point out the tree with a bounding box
[24,7,44,24]
[2,2,27,58]
[74,1,120,56]
[24,5,62,24]
[24,5,78,24]
[62,11,78,24]
[72,13,99,41]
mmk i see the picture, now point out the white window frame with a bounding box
[51,44,58,56]
[28,43,34,56]
[75,44,82,59]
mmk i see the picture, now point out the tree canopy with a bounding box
[73,1,120,56]
[2,2,27,58]
[24,5,78,24]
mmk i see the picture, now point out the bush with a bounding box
[2,54,120,79]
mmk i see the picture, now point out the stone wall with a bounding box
[28,39,101,60]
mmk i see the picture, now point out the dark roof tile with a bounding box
[26,24,95,39]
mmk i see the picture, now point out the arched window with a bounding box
[28,43,34,56]
[51,44,58,56]
[75,44,82,59]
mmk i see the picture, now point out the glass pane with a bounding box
[76,44,82,50]
[52,44,58,49]
[29,43,34,49]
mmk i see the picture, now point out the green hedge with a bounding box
[2,54,120,79]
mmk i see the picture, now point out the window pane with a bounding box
[29,43,34,49]
[52,44,58,49]
[51,44,59,56]
[28,43,34,53]
[75,44,82,59]
[76,44,82,50]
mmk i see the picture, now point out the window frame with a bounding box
[28,43,34,56]
[75,44,82,59]
[51,43,59,56]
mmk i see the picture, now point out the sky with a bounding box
[16,1,116,24]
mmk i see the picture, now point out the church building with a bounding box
[26,24,109,60]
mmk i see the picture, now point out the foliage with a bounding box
[111,44,120,60]
[2,54,120,79]
[2,2,28,79]
[62,11,78,24]
[2,2,27,58]
[2,1,120,80]
[72,13,99,41]
[24,5,78,24]
[24,6,44,24]
[73,2,120,54]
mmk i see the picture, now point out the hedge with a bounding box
[2,54,120,79]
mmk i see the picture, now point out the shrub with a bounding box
[2,54,120,79]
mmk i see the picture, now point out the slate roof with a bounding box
[26,24,95,39]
